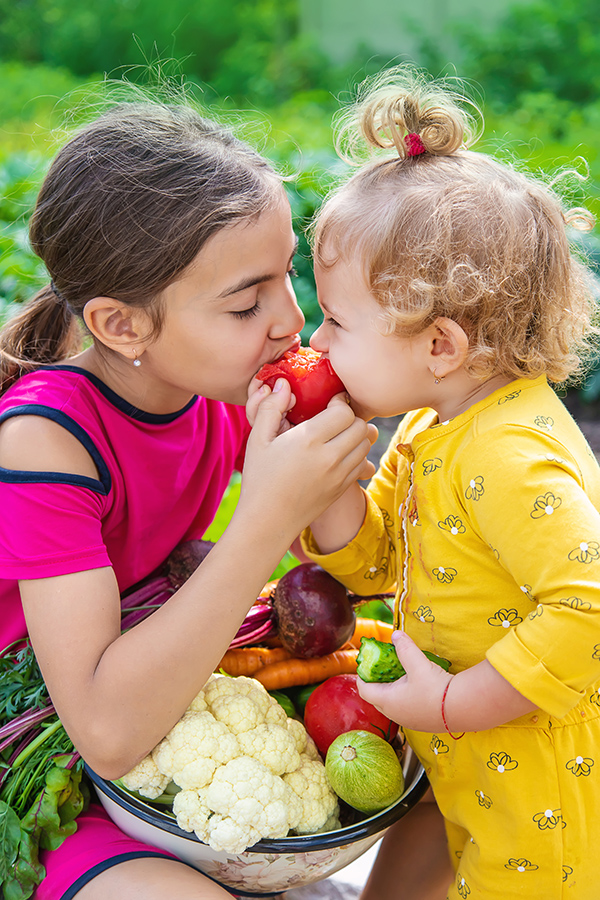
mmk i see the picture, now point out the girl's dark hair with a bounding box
[0,101,281,393]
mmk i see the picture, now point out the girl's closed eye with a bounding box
[231,300,261,320]
[326,316,341,328]
[287,266,298,278]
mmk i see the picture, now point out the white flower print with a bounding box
[568,541,600,564]
[465,476,484,501]
[488,609,523,628]
[422,458,442,475]
[533,808,565,830]
[413,605,435,623]
[487,752,518,773]
[530,492,562,519]
[438,515,466,536]
[432,566,457,584]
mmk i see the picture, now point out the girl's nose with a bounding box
[309,322,327,353]
[271,289,305,339]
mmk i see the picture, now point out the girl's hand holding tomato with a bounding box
[304,673,399,757]
[240,380,377,537]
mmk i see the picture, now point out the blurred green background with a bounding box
[1,0,600,395]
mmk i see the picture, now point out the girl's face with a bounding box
[139,192,304,408]
[311,256,433,420]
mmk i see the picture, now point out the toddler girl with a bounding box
[268,68,600,899]
[0,98,374,899]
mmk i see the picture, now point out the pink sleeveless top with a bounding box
[0,365,249,649]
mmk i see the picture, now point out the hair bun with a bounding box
[335,66,481,163]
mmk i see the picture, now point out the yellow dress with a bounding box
[303,376,600,898]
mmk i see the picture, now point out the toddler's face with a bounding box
[311,256,432,420]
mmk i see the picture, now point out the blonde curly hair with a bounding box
[312,67,597,384]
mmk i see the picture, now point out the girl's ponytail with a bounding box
[0,285,82,394]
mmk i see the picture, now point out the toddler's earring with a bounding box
[433,369,445,385]
[132,348,141,368]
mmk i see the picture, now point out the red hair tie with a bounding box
[404,132,426,157]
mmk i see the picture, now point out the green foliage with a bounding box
[458,0,600,108]
[0,153,48,320]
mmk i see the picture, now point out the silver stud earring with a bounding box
[132,349,141,367]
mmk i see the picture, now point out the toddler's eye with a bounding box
[231,302,261,320]
[326,316,340,328]
[287,266,298,278]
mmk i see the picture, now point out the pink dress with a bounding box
[0,365,249,899]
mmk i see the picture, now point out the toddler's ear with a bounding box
[428,317,469,378]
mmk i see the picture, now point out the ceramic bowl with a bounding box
[86,747,427,898]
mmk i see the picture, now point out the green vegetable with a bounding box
[356,638,451,683]
[268,690,296,719]
[0,642,88,900]
[285,682,321,715]
[325,730,404,813]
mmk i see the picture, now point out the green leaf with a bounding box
[0,800,22,880]
[2,831,45,900]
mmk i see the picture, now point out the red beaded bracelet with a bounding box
[441,679,465,740]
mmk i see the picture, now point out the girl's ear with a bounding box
[83,297,149,362]
[426,317,469,379]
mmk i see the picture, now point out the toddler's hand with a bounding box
[357,631,451,732]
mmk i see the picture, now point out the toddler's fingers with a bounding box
[356,677,397,714]
[392,631,439,677]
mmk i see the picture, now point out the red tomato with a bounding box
[257,347,345,424]
[303,674,398,757]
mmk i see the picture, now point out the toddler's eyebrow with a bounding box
[218,236,299,299]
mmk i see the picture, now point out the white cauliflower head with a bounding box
[236,722,301,777]
[172,788,212,843]
[203,756,302,852]
[121,754,171,799]
[283,757,340,834]
[153,710,239,790]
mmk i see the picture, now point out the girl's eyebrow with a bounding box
[218,236,299,299]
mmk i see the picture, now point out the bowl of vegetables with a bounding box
[87,740,426,898]
[88,554,431,896]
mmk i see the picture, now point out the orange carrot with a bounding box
[218,646,291,677]
[253,649,359,690]
[348,617,394,648]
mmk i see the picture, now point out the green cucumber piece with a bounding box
[356,637,451,683]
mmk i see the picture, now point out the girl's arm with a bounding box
[9,384,375,778]
[357,631,536,734]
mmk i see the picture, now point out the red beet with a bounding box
[273,563,356,658]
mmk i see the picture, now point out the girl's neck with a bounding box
[62,347,196,415]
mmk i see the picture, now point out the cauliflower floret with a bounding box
[303,734,321,761]
[172,788,212,843]
[283,757,340,834]
[209,694,266,734]
[286,717,308,755]
[204,675,272,722]
[121,754,171,799]
[237,723,301,776]
[203,756,301,852]
[153,710,239,790]
[264,698,288,727]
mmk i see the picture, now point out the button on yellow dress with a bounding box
[304,376,600,898]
